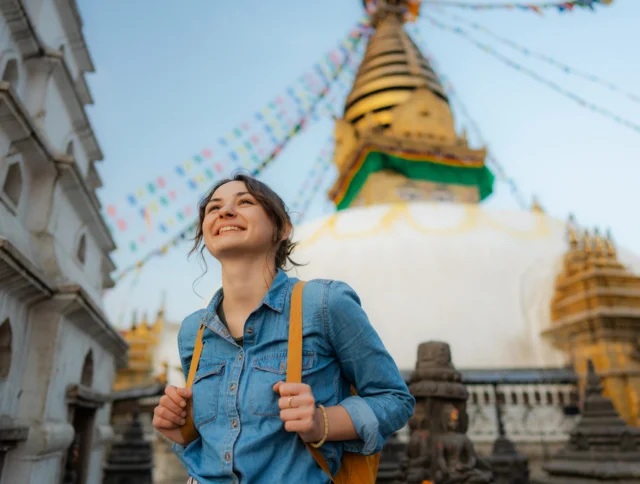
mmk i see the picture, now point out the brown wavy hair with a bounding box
[189,173,300,277]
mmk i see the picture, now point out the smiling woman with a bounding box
[151,173,414,484]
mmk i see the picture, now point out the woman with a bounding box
[152,174,414,484]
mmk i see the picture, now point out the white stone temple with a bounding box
[0,1,126,482]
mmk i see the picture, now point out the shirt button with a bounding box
[238,354,243,360]
[230,383,236,391]
[225,452,231,462]
[232,420,238,428]
[247,328,253,334]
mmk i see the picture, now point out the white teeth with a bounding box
[219,226,242,234]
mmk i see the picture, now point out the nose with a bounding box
[218,203,235,218]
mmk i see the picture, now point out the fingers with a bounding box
[154,403,186,427]
[165,385,190,408]
[274,382,311,397]
[278,391,315,410]
[159,395,186,418]
[178,387,193,399]
[153,414,181,430]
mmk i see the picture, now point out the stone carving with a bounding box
[377,431,407,484]
[406,341,493,483]
[404,417,431,484]
[433,404,492,484]
[540,360,640,483]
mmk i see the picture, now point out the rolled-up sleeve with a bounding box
[325,281,415,455]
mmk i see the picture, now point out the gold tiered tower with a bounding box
[113,309,168,391]
[330,0,494,209]
[543,218,640,426]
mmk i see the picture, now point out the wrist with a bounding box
[302,407,325,443]
[311,407,325,442]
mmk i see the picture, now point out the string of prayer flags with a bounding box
[435,10,640,105]
[423,14,640,135]
[420,0,614,14]
[410,24,529,209]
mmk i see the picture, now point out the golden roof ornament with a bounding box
[593,228,606,258]
[531,196,544,213]
[605,228,617,259]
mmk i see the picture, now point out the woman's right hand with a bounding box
[152,385,193,445]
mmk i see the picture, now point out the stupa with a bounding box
[291,0,640,433]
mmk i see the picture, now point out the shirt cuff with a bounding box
[172,442,186,458]
[339,395,380,455]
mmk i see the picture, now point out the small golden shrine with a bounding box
[113,307,168,391]
[543,216,640,425]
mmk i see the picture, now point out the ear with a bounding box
[281,223,292,242]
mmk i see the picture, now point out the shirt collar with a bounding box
[205,268,291,318]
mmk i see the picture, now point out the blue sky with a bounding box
[77,0,640,327]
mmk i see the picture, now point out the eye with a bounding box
[239,199,254,206]
[206,205,220,213]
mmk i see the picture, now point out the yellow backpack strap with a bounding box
[286,282,306,384]
[286,281,336,482]
[179,323,205,442]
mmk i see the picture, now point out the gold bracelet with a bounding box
[310,405,328,449]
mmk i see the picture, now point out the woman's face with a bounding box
[202,181,278,262]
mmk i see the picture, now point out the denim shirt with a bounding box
[173,270,415,484]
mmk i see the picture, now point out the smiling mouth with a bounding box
[217,226,245,235]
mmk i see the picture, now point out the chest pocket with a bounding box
[192,358,226,428]
[249,351,314,416]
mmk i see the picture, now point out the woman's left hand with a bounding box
[273,381,323,443]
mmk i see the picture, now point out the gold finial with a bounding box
[566,213,578,249]
[131,310,138,330]
[567,225,579,250]
[531,196,544,213]
[605,228,617,259]
[141,312,149,327]
[582,229,592,255]
[158,290,167,318]
[594,228,606,258]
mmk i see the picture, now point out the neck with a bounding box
[220,256,278,313]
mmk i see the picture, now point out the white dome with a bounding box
[290,202,640,371]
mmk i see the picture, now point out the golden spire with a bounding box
[130,310,138,331]
[344,0,450,133]
[328,0,492,209]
